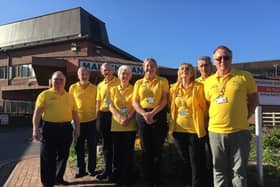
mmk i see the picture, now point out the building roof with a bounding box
[0,7,108,48]
[0,7,141,62]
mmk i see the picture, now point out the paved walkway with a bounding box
[3,155,118,187]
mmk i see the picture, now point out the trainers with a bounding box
[75,172,87,178]
[88,171,98,177]
[96,172,108,180]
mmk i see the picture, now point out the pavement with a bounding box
[0,127,149,187]
[0,127,120,187]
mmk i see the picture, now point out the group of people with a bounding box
[32,45,259,187]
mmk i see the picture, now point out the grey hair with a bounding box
[118,65,132,78]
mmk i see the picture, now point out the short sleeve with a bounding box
[35,92,46,109]
[132,80,140,100]
[245,71,257,94]
[161,78,169,93]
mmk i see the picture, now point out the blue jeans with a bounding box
[209,130,251,187]
[75,120,97,174]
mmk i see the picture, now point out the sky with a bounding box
[1,0,280,68]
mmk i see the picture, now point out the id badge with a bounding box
[215,96,228,104]
[179,110,188,116]
[104,98,111,105]
[120,107,128,113]
[146,97,154,104]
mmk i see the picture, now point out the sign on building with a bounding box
[256,78,280,105]
[80,60,144,75]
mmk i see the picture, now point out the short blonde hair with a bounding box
[118,65,132,79]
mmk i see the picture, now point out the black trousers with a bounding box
[40,122,73,187]
[173,132,206,187]
[99,111,113,175]
[136,108,168,185]
[75,120,97,174]
[112,131,136,185]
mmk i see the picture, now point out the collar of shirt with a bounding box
[104,76,117,84]
[143,75,159,84]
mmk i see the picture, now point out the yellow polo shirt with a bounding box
[169,83,195,133]
[133,76,169,108]
[204,69,257,133]
[69,82,97,122]
[196,76,209,119]
[110,85,136,132]
[97,76,120,112]
[35,88,77,122]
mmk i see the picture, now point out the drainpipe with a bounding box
[0,48,11,85]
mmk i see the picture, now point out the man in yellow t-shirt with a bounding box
[69,67,98,178]
[32,71,80,187]
[196,56,213,84]
[204,46,259,187]
[96,63,120,181]
[196,56,214,187]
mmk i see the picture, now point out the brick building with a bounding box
[0,7,177,118]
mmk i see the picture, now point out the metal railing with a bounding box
[262,112,280,126]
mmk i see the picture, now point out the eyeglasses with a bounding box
[214,56,231,62]
[199,63,210,68]
[53,78,64,81]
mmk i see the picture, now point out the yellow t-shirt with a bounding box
[170,83,195,133]
[196,76,209,118]
[97,76,120,112]
[35,88,77,122]
[110,85,136,132]
[69,82,97,122]
[204,69,257,133]
[196,76,206,84]
[133,76,169,108]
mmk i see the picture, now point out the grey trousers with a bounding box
[209,130,251,187]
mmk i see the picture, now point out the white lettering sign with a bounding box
[79,61,144,75]
[255,78,280,105]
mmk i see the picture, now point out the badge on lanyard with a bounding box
[146,97,154,104]
[215,95,228,104]
[179,109,188,116]
[104,98,111,105]
[120,107,128,113]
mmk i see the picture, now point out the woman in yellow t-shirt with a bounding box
[109,65,136,186]
[169,63,207,187]
[132,58,169,186]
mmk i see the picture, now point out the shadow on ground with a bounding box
[0,161,17,186]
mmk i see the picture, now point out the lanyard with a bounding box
[217,75,232,96]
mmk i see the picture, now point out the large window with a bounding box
[3,100,34,115]
[0,66,7,79]
[12,64,35,78]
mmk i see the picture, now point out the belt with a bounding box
[144,108,153,112]
[43,121,70,126]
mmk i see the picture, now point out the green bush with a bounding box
[263,128,280,149]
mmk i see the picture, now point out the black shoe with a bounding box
[75,172,87,178]
[96,172,108,180]
[55,179,70,185]
[88,171,98,176]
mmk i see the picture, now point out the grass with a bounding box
[248,126,280,186]
[68,127,280,186]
